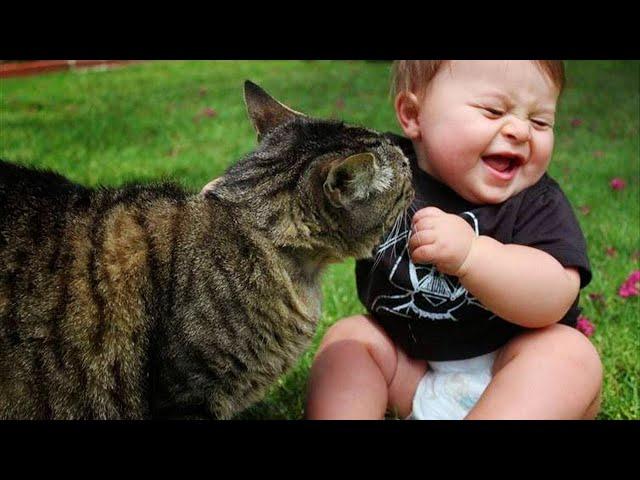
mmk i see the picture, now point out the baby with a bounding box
[305,60,603,420]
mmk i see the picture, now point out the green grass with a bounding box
[1,60,638,420]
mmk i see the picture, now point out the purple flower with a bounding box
[588,292,605,304]
[571,118,583,127]
[618,270,640,298]
[202,107,217,118]
[578,205,591,215]
[576,315,595,337]
[610,178,626,190]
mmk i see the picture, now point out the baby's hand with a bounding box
[408,207,476,277]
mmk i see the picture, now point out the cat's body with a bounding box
[0,82,413,419]
[1,162,321,418]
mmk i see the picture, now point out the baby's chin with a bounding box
[461,170,545,204]
[458,184,524,205]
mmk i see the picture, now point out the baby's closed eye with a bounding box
[482,106,505,117]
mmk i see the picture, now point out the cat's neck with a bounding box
[181,195,330,291]
[194,194,326,325]
[206,192,337,272]
[277,246,328,284]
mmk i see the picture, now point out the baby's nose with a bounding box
[501,118,531,142]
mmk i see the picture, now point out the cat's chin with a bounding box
[351,239,386,260]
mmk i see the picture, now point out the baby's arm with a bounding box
[456,236,580,327]
[409,207,580,328]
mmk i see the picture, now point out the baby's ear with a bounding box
[243,80,307,142]
[323,153,387,208]
[395,91,422,140]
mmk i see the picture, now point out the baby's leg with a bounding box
[466,323,603,420]
[305,315,427,419]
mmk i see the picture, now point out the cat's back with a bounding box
[0,159,88,198]
[0,159,92,275]
[0,160,189,419]
[0,160,90,224]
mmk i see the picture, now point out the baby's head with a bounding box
[392,60,565,204]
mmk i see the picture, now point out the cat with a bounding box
[0,81,414,419]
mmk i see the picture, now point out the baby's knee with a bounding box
[543,324,603,389]
[505,324,603,389]
[319,315,371,346]
[319,315,387,350]
[316,315,398,384]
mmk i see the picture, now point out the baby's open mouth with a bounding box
[482,155,518,172]
[481,153,524,179]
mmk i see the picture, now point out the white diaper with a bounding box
[408,350,498,420]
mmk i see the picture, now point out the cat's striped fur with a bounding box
[0,81,413,419]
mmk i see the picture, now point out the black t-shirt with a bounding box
[355,134,592,361]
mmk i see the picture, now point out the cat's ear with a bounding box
[323,153,385,208]
[200,176,222,197]
[244,80,306,141]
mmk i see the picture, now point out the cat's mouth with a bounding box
[384,182,414,230]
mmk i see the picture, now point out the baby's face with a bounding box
[399,60,559,204]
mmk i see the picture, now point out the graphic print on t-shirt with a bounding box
[370,211,495,322]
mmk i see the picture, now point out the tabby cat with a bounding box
[0,81,414,419]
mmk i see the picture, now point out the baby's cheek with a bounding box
[429,124,471,158]
[520,135,554,191]
[534,131,555,164]
[421,116,487,183]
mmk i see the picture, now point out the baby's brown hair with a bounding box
[391,60,565,100]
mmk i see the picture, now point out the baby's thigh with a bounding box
[492,323,602,379]
[317,315,427,416]
[387,342,428,418]
[476,323,603,419]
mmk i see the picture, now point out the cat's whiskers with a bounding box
[370,206,406,275]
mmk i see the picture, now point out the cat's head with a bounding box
[203,81,414,261]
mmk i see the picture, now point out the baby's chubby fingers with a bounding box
[412,216,436,234]
[408,229,436,254]
[411,206,445,225]
[410,243,437,265]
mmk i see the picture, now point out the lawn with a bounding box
[1,60,638,420]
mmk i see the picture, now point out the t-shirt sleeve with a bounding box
[512,180,592,289]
